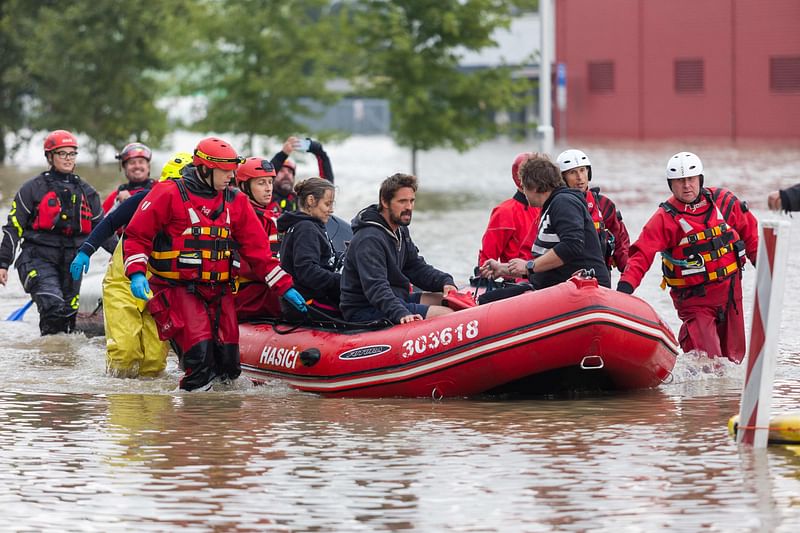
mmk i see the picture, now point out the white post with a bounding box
[538,0,554,156]
[737,220,791,447]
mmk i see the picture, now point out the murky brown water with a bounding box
[2,136,800,531]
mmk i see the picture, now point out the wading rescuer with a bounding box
[70,153,193,378]
[232,156,307,321]
[556,149,630,273]
[617,152,758,363]
[102,142,156,213]
[122,138,307,392]
[0,129,109,335]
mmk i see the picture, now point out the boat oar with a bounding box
[6,300,33,321]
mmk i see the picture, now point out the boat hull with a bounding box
[240,277,679,398]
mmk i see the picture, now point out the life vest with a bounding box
[148,179,239,284]
[32,178,93,236]
[659,189,746,289]
[586,188,613,266]
[252,202,281,257]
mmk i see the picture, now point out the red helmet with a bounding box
[44,130,78,153]
[235,157,276,185]
[192,137,243,171]
[511,152,532,189]
[281,158,296,174]
[116,142,152,164]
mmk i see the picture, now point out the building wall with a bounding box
[556,0,800,140]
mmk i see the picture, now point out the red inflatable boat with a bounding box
[239,275,679,398]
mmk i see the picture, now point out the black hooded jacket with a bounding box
[277,210,341,306]
[339,204,455,323]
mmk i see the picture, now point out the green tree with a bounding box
[19,0,188,164]
[184,0,355,153]
[352,0,536,175]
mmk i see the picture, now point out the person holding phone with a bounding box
[268,135,334,215]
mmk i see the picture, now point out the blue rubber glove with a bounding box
[70,251,91,281]
[130,273,152,301]
[283,288,308,313]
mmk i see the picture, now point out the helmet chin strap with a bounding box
[196,165,215,190]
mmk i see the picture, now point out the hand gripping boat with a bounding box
[239,274,679,398]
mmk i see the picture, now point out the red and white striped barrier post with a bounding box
[737,220,790,447]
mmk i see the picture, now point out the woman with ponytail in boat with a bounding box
[277,177,342,317]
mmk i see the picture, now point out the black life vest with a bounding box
[32,176,93,236]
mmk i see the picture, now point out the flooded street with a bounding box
[2,136,800,531]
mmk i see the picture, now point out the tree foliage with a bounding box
[351,0,537,174]
[13,0,190,163]
[184,0,355,153]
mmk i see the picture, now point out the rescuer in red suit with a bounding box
[617,152,758,363]
[102,142,156,213]
[556,149,630,273]
[122,138,307,391]
[477,152,542,271]
[233,156,303,320]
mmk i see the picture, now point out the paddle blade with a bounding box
[6,300,33,321]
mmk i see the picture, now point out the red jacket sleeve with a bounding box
[619,210,680,290]
[479,201,517,264]
[731,202,759,265]
[231,195,293,296]
[122,181,176,278]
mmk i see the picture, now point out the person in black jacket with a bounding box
[0,129,111,335]
[768,184,800,212]
[480,156,610,290]
[340,173,457,324]
[278,177,342,313]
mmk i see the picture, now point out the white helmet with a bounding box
[557,149,592,181]
[666,152,703,179]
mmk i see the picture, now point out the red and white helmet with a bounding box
[193,137,243,171]
[235,157,276,186]
[116,142,152,164]
[511,152,532,189]
[556,149,592,181]
[43,129,78,153]
[281,158,297,175]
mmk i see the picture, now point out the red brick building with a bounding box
[555,0,800,140]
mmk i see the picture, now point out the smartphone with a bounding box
[295,138,311,152]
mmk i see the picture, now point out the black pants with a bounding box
[477,283,533,305]
[16,245,80,335]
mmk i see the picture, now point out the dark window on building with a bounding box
[770,56,800,92]
[588,61,614,93]
[675,59,704,93]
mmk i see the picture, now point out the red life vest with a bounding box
[32,181,93,236]
[148,179,239,284]
[659,189,746,289]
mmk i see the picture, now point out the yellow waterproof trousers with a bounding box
[103,241,169,377]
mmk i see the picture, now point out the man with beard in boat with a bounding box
[122,137,307,392]
[617,152,758,363]
[477,152,541,278]
[102,142,156,213]
[232,156,307,321]
[479,156,610,293]
[556,148,630,273]
[70,153,193,378]
[0,129,110,335]
[340,173,457,324]
[267,136,333,216]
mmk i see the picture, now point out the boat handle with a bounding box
[661,369,674,384]
[580,355,604,370]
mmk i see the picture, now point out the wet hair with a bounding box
[295,177,335,210]
[379,173,418,206]
[519,155,562,193]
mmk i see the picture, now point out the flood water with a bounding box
[2,135,800,531]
